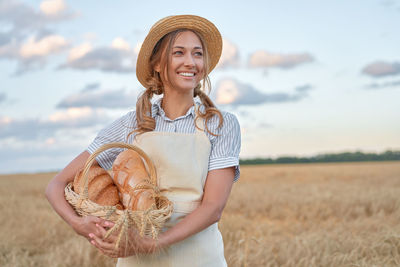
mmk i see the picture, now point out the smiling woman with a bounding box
[134,27,222,136]
[45,15,241,267]
[156,31,205,95]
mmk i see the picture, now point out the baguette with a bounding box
[73,165,122,208]
[112,150,156,211]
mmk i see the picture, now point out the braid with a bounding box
[127,87,155,141]
[194,85,223,136]
[137,88,155,130]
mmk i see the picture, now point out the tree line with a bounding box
[239,150,400,165]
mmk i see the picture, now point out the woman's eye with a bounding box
[173,51,183,55]
[195,51,203,56]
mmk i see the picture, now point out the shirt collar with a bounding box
[151,97,203,121]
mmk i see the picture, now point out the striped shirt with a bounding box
[87,98,241,181]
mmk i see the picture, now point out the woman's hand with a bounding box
[89,222,158,258]
[71,216,108,241]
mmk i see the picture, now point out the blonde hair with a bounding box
[130,29,223,139]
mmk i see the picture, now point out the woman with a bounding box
[46,15,241,266]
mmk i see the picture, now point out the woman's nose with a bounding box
[183,54,195,67]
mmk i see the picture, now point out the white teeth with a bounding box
[179,72,195,77]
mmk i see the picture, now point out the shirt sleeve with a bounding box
[208,112,241,182]
[87,111,136,170]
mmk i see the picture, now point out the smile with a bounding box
[178,72,196,77]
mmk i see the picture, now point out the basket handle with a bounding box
[79,142,157,200]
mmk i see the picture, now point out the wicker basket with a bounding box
[65,142,173,248]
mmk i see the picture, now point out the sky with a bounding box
[1,0,399,174]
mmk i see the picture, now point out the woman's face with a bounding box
[157,30,205,94]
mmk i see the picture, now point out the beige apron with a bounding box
[116,107,227,267]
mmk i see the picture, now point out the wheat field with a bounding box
[1,161,400,267]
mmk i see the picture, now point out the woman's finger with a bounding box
[101,219,115,229]
[95,223,117,243]
[91,240,118,258]
[91,237,121,258]
[90,232,115,251]
[95,223,107,236]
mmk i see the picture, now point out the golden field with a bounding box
[1,161,400,267]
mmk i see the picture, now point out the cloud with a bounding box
[57,86,137,109]
[216,39,240,69]
[362,61,400,78]
[3,33,70,74]
[364,80,400,89]
[380,0,400,9]
[48,107,103,125]
[0,1,48,31]
[248,50,314,69]
[295,84,313,92]
[60,38,136,73]
[0,32,10,46]
[81,82,100,92]
[40,0,66,16]
[0,140,87,173]
[0,93,6,104]
[111,37,131,51]
[0,0,76,73]
[0,108,109,140]
[0,35,21,59]
[67,42,92,61]
[215,78,311,106]
[0,0,76,31]
[19,34,68,58]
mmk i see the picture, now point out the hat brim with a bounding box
[136,15,222,88]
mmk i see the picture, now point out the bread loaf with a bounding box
[73,165,122,208]
[112,150,156,211]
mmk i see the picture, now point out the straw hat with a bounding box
[136,15,223,87]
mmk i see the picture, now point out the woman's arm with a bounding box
[90,166,235,257]
[45,151,105,240]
